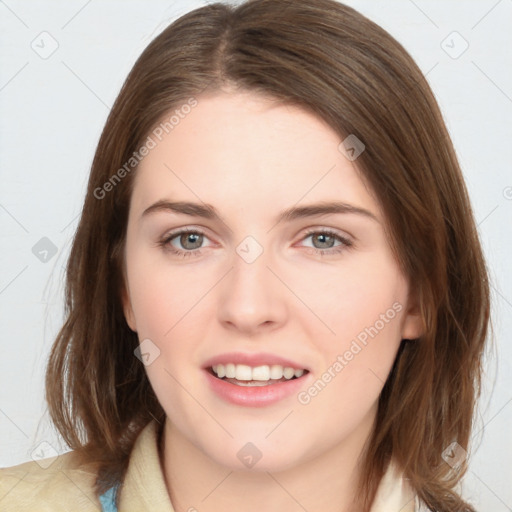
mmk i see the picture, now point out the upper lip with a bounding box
[203,352,310,371]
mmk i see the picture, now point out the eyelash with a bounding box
[158,227,353,259]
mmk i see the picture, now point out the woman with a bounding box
[0,0,490,511]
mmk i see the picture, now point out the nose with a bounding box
[217,241,288,335]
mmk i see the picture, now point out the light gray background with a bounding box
[1,0,511,510]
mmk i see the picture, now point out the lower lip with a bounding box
[204,369,311,407]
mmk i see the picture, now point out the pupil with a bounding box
[181,233,202,249]
[314,233,333,249]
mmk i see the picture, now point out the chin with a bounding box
[204,441,305,473]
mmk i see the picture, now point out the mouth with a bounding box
[206,364,310,387]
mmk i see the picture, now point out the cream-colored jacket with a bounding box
[0,420,418,511]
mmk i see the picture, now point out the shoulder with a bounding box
[0,451,101,512]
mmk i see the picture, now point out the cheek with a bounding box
[126,249,210,337]
[298,257,406,408]
[126,252,212,390]
[292,252,406,343]
[295,302,404,445]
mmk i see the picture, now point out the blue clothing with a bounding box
[99,484,119,512]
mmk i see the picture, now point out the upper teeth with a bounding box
[212,364,305,381]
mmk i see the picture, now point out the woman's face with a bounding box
[122,90,422,471]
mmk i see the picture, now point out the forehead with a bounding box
[130,91,380,222]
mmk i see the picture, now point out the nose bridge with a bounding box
[217,235,286,331]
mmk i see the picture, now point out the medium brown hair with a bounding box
[45,1,491,510]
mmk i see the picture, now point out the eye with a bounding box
[158,227,353,259]
[300,229,353,256]
[158,228,211,258]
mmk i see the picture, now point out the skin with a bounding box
[122,89,423,512]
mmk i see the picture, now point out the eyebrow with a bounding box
[141,199,379,225]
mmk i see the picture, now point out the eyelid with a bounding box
[162,225,213,236]
[297,225,353,244]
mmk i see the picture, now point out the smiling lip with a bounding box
[202,352,310,371]
[204,368,311,407]
[202,351,311,407]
